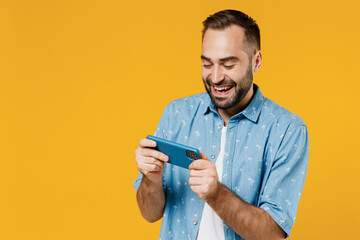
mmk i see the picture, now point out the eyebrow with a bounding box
[201,55,239,62]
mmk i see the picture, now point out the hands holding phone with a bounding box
[135,137,220,202]
[135,138,169,184]
[188,152,220,202]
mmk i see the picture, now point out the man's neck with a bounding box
[218,85,254,126]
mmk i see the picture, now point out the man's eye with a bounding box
[224,65,234,69]
[203,64,212,68]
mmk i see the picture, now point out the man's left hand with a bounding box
[188,152,220,202]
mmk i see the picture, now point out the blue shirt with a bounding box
[133,84,309,240]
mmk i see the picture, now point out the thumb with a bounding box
[200,151,210,161]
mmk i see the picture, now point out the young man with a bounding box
[134,9,309,240]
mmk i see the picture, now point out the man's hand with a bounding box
[188,152,220,202]
[135,138,169,184]
[135,138,169,223]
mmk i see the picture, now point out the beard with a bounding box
[203,61,253,110]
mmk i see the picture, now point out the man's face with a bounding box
[201,25,253,110]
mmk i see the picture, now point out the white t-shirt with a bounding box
[197,126,227,240]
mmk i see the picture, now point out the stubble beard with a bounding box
[203,62,253,110]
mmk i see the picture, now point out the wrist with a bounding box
[206,180,223,204]
[142,175,163,193]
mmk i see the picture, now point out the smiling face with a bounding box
[201,25,258,114]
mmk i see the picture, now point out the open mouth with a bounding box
[212,85,233,95]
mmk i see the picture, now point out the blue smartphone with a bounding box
[146,135,201,169]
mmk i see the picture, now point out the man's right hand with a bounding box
[135,138,168,222]
[135,138,169,184]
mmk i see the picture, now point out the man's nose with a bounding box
[212,66,224,84]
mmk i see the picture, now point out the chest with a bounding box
[168,116,273,205]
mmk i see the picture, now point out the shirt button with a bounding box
[211,155,215,159]
[193,220,197,225]
[218,124,222,130]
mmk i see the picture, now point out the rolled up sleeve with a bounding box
[258,123,309,238]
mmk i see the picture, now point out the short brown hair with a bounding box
[202,9,260,52]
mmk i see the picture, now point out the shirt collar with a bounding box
[203,83,265,123]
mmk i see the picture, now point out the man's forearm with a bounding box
[136,176,166,223]
[207,183,285,240]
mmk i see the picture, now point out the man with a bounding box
[134,9,309,240]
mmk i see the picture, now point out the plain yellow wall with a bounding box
[0,0,359,239]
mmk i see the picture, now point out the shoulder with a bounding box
[259,97,309,162]
[166,92,209,107]
[164,92,209,115]
[261,97,306,130]
[157,93,209,140]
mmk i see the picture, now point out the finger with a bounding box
[189,159,214,170]
[142,156,165,169]
[189,169,208,177]
[139,148,169,162]
[139,162,163,173]
[188,176,203,186]
[139,138,157,148]
[190,185,202,193]
[200,151,210,160]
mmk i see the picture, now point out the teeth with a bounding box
[214,86,232,92]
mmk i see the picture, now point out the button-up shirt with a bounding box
[133,84,309,239]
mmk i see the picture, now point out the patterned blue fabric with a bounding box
[133,84,309,239]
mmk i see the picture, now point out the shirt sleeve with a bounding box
[258,123,309,238]
[133,103,172,192]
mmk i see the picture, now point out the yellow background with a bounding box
[1,0,359,239]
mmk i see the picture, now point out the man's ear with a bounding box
[253,50,262,72]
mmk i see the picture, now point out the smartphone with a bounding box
[146,135,201,169]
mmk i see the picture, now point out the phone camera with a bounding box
[186,150,198,160]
